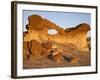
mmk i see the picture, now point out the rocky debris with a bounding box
[51,43,80,64]
[23,40,80,64]
[45,42,80,64]
[48,47,63,63]
[52,53,63,63]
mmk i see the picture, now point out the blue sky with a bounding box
[23,10,91,36]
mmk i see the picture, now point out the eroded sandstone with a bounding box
[23,14,91,67]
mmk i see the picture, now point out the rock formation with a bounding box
[24,14,90,51]
[23,14,91,65]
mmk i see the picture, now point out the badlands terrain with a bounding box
[23,14,91,69]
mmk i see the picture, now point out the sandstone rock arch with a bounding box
[24,14,90,51]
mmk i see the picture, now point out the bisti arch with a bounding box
[24,14,90,52]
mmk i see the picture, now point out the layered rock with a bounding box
[24,14,90,51]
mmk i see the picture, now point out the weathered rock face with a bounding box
[24,14,90,51]
[23,40,54,59]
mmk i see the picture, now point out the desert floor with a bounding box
[23,51,90,69]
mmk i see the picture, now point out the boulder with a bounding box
[29,40,43,58]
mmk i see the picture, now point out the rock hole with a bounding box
[47,29,58,35]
